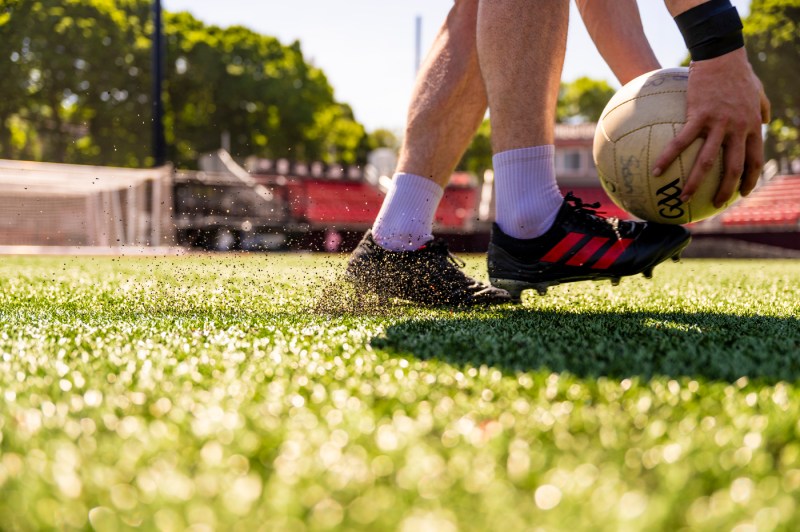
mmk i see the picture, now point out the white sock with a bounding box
[493,145,563,239]
[372,172,444,251]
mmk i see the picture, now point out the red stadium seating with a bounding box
[287,180,384,224]
[282,178,480,231]
[435,187,478,228]
[720,175,800,227]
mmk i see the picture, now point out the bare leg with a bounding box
[396,0,487,188]
[344,0,511,305]
[477,0,569,152]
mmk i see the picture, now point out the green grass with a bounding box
[1,254,799,531]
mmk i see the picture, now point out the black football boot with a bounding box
[488,192,691,301]
[346,231,511,307]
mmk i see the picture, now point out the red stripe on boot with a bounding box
[566,237,610,267]
[591,239,633,269]
[541,232,584,263]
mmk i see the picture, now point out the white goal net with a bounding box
[0,159,173,247]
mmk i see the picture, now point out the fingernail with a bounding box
[653,167,662,177]
[680,194,689,202]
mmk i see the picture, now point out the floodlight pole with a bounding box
[151,0,166,167]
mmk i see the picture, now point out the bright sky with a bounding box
[162,0,751,133]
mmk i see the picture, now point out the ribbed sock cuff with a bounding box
[493,145,563,239]
[372,173,444,251]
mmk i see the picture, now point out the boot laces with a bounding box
[422,240,481,289]
[564,192,621,238]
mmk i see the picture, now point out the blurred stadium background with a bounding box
[0,0,797,256]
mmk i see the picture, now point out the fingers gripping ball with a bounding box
[593,67,739,224]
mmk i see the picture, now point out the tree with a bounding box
[160,12,366,167]
[744,0,800,160]
[0,1,367,168]
[0,0,153,165]
[556,77,616,123]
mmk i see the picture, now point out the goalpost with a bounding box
[0,159,173,247]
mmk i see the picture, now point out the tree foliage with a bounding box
[744,0,800,160]
[556,77,616,124]
[0,0,152,165]
[0,0,366,167]
[457,118,492,177]
[363,128,400,152]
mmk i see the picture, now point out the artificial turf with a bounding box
[0,254,798,531]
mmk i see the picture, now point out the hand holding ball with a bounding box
[593,67,739,224]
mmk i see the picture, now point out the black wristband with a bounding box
[674,0,744,61]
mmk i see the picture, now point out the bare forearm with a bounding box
[576,0,660,85]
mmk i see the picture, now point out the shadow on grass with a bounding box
[371,307,800,382]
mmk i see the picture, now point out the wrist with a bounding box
[689,46,747,66]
